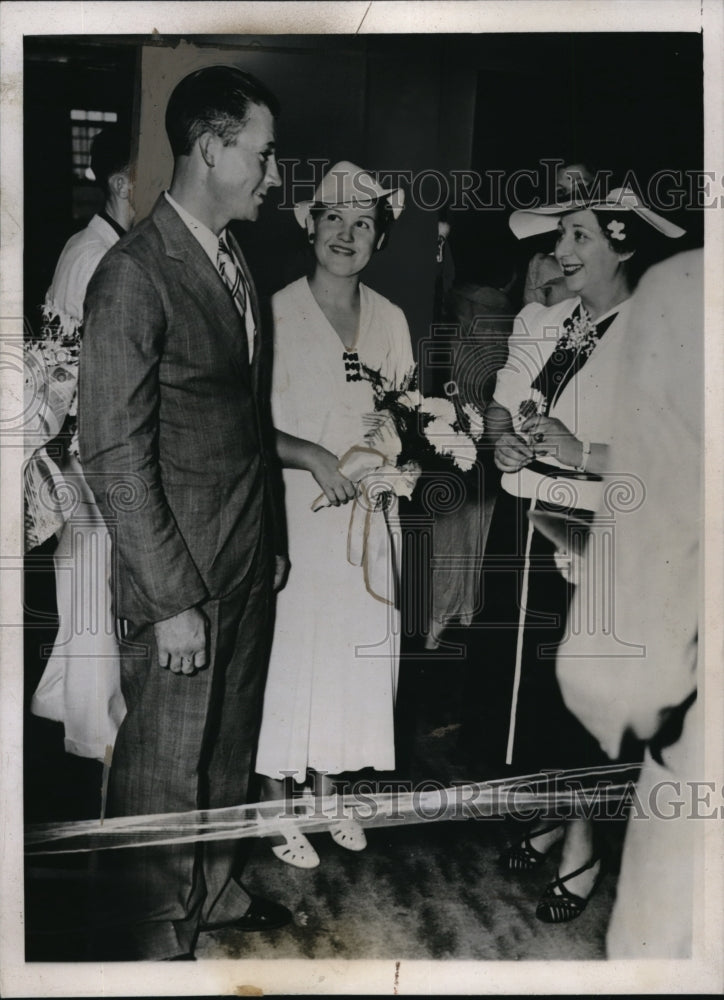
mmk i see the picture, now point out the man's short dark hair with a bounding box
[165,65,281,158]
[91,124,133,195]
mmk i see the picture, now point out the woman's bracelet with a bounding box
[576,439,591,473]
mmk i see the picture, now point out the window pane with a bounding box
[70,111,118,180]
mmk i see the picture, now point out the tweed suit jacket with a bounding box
[79,195,285,626]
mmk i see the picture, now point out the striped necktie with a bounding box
[217,235,253,359]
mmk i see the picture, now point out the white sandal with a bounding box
[270,829,320,869]
[299,788,368,852]
[330,815,367,852]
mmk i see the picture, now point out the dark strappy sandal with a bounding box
[498,821,564,873]
[535,855,604,923]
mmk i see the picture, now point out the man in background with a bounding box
[522,160,595,306]
[26,124,134,760]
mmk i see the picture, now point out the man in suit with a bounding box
[79,65,289,960]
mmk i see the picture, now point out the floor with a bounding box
[23,538,626,965]
[200,824,616,963]
[24,704,624,964]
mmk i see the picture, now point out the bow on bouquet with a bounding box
[311,365,486,514]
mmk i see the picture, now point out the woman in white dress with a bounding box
[255,162,412,868]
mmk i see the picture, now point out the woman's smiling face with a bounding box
[311,203,379,277]
[554,209,629,300]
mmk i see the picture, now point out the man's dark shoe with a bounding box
[201,895,292,933]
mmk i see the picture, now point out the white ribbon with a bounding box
[26,764,643,855]
[311,445,419,603]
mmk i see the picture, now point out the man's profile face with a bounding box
[210,102,281,223]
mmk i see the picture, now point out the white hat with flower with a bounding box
[509,186,686,240]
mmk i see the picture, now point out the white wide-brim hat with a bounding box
[509,186,686,240]
[294,160,405,228]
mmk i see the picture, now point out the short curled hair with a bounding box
[590,209,661,287]
[165,65,280,158]
[309,198,396,250]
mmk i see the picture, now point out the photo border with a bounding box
[2,2,722,995]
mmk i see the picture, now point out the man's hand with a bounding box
[154,606,208,676]
[273,554,289,592]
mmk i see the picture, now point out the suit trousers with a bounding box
[97,538,273,959]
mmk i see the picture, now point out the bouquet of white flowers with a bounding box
[311,366,485,511]
[312,365,485,512]
[364,361,484,463]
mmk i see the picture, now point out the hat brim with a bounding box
[294,188,405,228]
[510,188,686,240]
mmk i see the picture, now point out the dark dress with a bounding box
[463,488,604,776]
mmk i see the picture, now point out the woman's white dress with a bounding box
[255,277,413,780]
[26,215,126,759]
